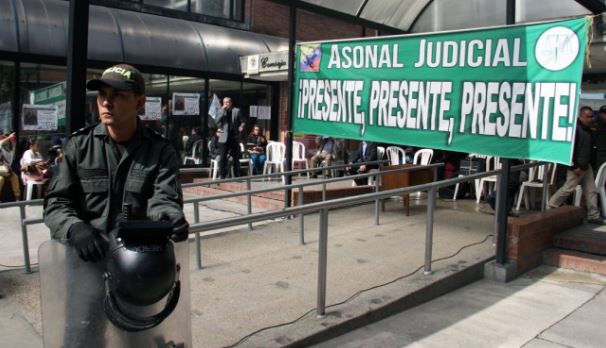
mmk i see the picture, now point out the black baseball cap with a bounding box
[599,105,606,113]
[87,64,145,95]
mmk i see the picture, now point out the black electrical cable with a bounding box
[222,233,494,348]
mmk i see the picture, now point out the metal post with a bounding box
[19,206,31,274]
[322,182,327,201]
[317,208,328,318]
[374,173,380,225]
[194,201,202,270]
[285,131,293,208]
[541,163,549,212]
[202,78,210,166]
[11,62,20,144]
[247,178,253,230]
[424,187,436,275]
[66,0,89,135]
[298,187,305,245]
[495,159,511,264]
[285,0,296,208]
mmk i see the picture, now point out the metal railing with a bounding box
[0,159,549,292]
[185,160,547,317]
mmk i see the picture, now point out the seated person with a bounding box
[246,125,268,175]
[184,127,203,157]
[20,137,50,185]
[310,136,339,178]
[0,132,21,201]
[346,140,378,185]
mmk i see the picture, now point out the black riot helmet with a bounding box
[103,220,180,332]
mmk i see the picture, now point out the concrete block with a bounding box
[484,260,517,282]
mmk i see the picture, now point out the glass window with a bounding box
[191,0,231,19]
[0,61,14,134]
[19,63,67,162]
[144,0,189,11]
[167,75,205,166]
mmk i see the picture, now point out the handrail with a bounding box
[183,163,443,204]
[181,159,389,188]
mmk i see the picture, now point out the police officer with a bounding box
[44,64,188,262]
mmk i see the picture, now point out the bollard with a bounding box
[19,205,31,274]
[541,163,551,212]
[374,174,380,226]
[317,208,328,318]
[424,187,436,275]
[322,182,327,202]
[247,178,253,231]
[194,201,202,270]
[299,187,305,245]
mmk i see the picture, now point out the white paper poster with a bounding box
[249,105,258,118]
[172,93,200,116]
[22,104,58,131]
[257,106,271,120]
[139,97,162,120]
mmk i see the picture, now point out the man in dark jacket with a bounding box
[346,140,378,185]
[548,106,602,224]
[44,64,189,262]
[215,97,247,178]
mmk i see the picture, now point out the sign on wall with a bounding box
[22,104,58,131]
[139,96,162,120]
[172,93,200,116]
[292,17,589,165]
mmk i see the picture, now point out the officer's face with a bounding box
[97,86,145,128]
[579,109,593,127]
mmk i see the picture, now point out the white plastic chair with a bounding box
[574,162,606,217]
[452,154,487,201]
[385,146,406,166]
[476,156,501,203]
[515,162,557,211]
[239,143,251,176]
[263,141,286,183]
[376,146,385,161]
[413,149,433,165]
[183,140,203,165]
[292,141,309,178]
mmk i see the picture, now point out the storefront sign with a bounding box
[172,93,200,116]
[139,96,162,120]
[22,104,58,131]
[292,17,589,165]
[259,51,288,73]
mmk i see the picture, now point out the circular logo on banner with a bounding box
[535,26,580,71]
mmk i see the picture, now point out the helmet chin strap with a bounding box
[103,264,181,332]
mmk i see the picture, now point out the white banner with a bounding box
[172,93,200,116]
[22,104,58,131]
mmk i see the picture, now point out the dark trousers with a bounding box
[219,140,240,178]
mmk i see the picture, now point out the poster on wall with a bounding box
[292,17,589,165]
[172,93,200,116]
[249,105,271,120]
[22,104,58,131]
[31,82,66,125]
[139,97,162,120]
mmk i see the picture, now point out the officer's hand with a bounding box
[68,222,108,262]
[160,213,190,242]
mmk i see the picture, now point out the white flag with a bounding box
[208,94,222,120]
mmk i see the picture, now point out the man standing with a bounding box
[44,64,188,262]
[216,97,246,179]
[548,106,603,224]
[347,140,378,186]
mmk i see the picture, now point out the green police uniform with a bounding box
[44,121,184,240]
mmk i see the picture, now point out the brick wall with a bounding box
[506,205,584,276]
[251,0,382,141]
